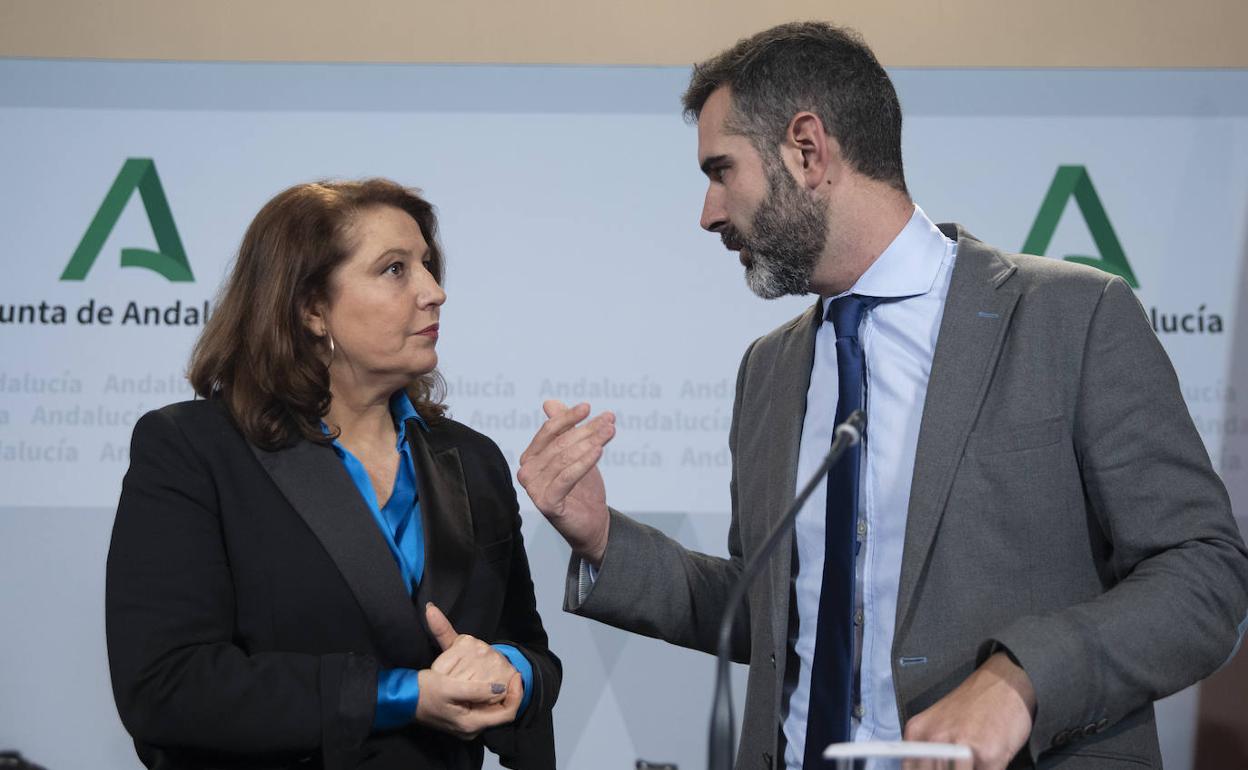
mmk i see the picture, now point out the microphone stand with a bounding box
[707,410,866,770]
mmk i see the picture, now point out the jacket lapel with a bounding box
[895,226,1021,633]
[249,439,427,665]
[408,422,476,623]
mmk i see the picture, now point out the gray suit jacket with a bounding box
[566,225,1248,769]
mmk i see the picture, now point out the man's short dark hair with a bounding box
[683,21,907,193]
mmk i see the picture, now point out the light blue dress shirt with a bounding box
[327,392,532,730]
[782,206,956,769]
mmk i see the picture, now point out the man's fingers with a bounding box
[520,412,612,483]
[531,417,610,475]
[545,444,606,501]
[529,447,603,515]
[425,602,458,652]
[902,760,966,770]
[542,399,570,419]
[520,401,589,463]
[552,413,614,458]
[521,409,609,474]
[904,706,1005,770]
[902,718,919,741]
[531,417,615,486]
[520,420,614,516]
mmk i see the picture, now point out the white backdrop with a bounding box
[1,61,1246,769]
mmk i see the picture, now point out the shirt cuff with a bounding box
[492,644,534,715]
[374,667,420,730]
[577,558,598,605]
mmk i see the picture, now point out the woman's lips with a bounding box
[416,323,439,339]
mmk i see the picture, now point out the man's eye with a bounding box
[386,261,405,276]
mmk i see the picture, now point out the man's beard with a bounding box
[721,160,826,299]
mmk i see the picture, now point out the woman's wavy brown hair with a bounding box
[188,179,448,450]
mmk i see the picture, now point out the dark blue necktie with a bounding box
[804,294,880,768]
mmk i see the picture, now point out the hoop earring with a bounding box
[326,333,335,360]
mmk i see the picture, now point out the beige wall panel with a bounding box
[1,0,1245,67]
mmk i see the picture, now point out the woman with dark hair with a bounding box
[105,180,559,770]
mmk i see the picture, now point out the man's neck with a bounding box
[811,182,914,297]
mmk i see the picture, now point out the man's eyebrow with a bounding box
[700,154,730,176]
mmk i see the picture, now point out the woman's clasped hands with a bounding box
[415,603,523,740]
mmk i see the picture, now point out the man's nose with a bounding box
[700,187,727,233]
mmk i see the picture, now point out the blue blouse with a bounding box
[327,392,532,730]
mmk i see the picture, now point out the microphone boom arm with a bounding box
[708,410,866,770]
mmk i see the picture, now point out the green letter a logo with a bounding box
[1022,165,1138,289]
[61,158,194,282]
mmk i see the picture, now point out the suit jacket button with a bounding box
[769,653,776,666]
[762,751,772,768]
[1053,730,1069,747]
[1096,717,1109,731]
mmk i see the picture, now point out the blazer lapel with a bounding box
[408,423,476,622]
[249,439,427,665]
[895,227,1021,633]
[765,300,823,658]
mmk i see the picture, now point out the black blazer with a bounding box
[106,399,559,770]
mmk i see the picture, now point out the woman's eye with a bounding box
[386,261,405,276]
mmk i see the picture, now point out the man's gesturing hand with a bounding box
[902,652,1036,770]
[517,400,615,567]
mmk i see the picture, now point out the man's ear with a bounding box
[786,111,841,190]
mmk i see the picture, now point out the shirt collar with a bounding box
[824,204,950,308]
[321,390,430,449]
[389,391,429,448]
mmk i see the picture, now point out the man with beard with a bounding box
[517,21,1248,770]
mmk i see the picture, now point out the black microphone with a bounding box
[707,409,866,770]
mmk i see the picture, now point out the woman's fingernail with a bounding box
[491,683,506,694]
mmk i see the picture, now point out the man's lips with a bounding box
[722,232,750,266]
[416,323,439,338]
